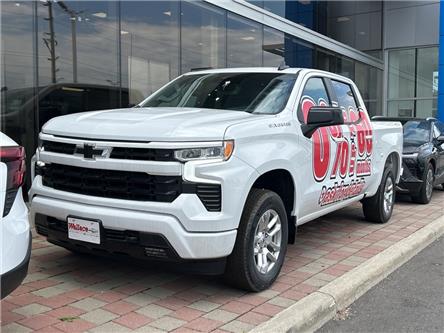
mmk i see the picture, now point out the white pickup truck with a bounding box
[30,68,403,291]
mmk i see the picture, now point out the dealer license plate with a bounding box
[67,217,101,244]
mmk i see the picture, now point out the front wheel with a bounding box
[362,167,395,223]
[224,189,288,291]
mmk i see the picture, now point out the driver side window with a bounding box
[297,77,331,124]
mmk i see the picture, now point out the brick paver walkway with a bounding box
[2,191,443,333]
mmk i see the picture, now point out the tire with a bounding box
[362,167,395,223]
[412,164,434,204]
[224,188,288,291]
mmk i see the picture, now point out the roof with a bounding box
[184,67,303,75]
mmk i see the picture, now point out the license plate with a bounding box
[67,217,101,244]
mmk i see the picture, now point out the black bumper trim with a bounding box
[1,232,32,299]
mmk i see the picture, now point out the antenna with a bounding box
[278,61,289,71]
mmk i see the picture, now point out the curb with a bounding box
[250,215,444,333]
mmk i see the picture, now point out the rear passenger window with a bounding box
[298,77,331,123]
[331,80,358,110]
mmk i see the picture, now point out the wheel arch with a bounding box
[249,168,297,244]
[386,152,401,182]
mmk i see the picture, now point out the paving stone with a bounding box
[22,272,51,284]
[80,308,118,325]
[5,193,442,333]
[18,314,59,330]
[53,318,96,333]
[267,296,296,308]
[184,317,223,331]
[143,287,177,299]
[1,323,33,333]
[150,316,186,331]
[123,293,160,306]
[188,300,220,312]
[203,309,239,323]
[113,312,153,329]
[70,297,106,311]
[221,320,255,333]
[136,303,172,319]
[89,322,132,333]
[32,286,66,298]
[171,307,204,321]
[102,300,139,315]
[237,311,270,325]
[13,303,52,316]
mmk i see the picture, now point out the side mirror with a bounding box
[301,107,344,137]
[437,135,444,143]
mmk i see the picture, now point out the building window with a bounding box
[388,47,438,118]
[121,1,180,105]
[181,1,226,73]
[227,13,262,67]
[263,27,284,66]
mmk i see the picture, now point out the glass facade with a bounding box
[2,0,433,178]
[247,0,383,59]
[388,46,439,118]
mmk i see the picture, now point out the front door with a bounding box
[297,77,374,220]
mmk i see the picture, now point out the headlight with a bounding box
[174,140,234,162]
[402,153,418,159]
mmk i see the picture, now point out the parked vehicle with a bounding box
[29,68,403,291]
[1,132,31,299]
[373,117,444,203]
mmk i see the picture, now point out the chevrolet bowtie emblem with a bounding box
[77,144,103,159]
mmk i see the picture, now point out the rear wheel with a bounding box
[412,164,434,204]
[362,167,395,223]
[224,189,288,291]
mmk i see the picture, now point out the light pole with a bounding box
[57,1,82,83]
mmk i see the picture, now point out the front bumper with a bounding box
[30,195,237,260]
[396,160,423,194]
[1,232,31,299]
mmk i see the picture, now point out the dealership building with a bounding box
[0,0,442,160]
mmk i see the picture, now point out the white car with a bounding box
[29,68,403,291]
[1,132,31,298]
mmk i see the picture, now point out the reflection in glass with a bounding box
[263,27,284,66]
[416,99,438,118]
[227,14,262,67]
[1,0,36,175]
[388,49,415,99]
[37,1,119,88]
[316,48,337,72]
[336,56,354,80]
[121,1,180,105]
[181,1,226,73]
[416,47,438,99]
[388,100,415,118]
[36,0,121,135]
[355,62,382,116]
[284,35,314,68]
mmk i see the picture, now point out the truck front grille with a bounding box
[42,141,76,154]
[41,140,176,161]
[41,163,182,202]
[110,147,175,161]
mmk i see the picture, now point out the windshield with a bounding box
[140,73,297,114]
[403,120,431,145]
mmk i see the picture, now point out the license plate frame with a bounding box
[67,216,101,245]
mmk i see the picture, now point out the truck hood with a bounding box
[42,107,254,141]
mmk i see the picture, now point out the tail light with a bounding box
[1,146,26,217]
